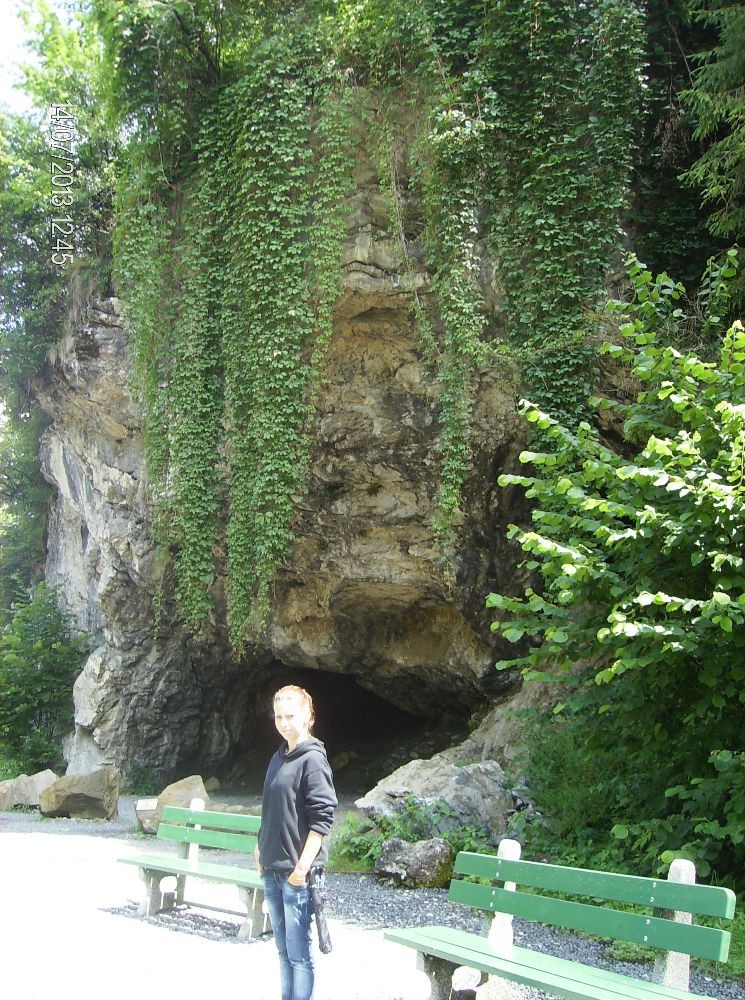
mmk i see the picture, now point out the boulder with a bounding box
[330,750,359,772]
[135,774,210,834]
[356,756,513,842]
[0,770,59,810]
[39,766,120,820]
[374,837,453,888]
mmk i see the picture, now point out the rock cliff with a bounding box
[36,153,529,783]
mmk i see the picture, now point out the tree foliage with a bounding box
[0,584,88,773]
[489,251,744,882]
[0,410,51,617]
[0,2,117,613]
[682,0,745,244]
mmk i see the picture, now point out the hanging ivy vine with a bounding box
[479,0,644,426]
[113,150,174,488]
[114,25,353,644]
[420,106,489,552]
[208,39,354,641]
[167,192,224,625]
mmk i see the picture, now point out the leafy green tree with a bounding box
[16,0,117,266]
[681,0,745,251]
[0,3,117,614]
[0,584,88,773]
[488,250,744,883]
[629,0,724,286]
[0,410,52,617]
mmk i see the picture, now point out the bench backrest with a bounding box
[158,805,260,854]
[450,851,736,962]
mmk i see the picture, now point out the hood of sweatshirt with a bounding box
[280,736,329,762]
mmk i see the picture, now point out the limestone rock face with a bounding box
[264,285,523,715]
[35,141,528,781]
[39,766,120,820]
[37,302,227,781]
[441,679,569,770]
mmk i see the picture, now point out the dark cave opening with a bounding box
[231,666,472,797]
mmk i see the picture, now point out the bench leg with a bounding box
[417,952,457,1000]
[237,887,267,942]
[138,870,165,917]
[175,875,186,905]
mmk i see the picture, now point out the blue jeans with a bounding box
[262,871,314,1000]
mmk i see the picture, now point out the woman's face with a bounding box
[274,694,311,748]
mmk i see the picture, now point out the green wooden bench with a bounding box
[384,839,736,1000]
[118,803,267,941]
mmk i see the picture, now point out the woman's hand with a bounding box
[254,846,263,876]
[287,864,308,887]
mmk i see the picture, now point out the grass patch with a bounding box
[697,909,745,983]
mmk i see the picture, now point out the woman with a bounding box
[255,685,337,1000]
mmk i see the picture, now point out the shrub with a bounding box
[489,252,745,887]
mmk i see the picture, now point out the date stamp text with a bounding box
[49,104,77,266]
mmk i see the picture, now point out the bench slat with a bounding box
[119,853,263,889]
[454,853,736,919]
[384,926,719,1000]
[157,823,257,853]
[160,806,261,832]
[449,881,730,962]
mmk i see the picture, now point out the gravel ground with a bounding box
[1,798,742,1000]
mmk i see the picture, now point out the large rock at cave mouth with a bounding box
[355,756,514,841]
[39,766,120,820]
[135,774,211,834]
[0,770,59,810]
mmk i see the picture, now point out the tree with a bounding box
[682,0,745,244]
[0,410,52,617]
[488,250,745,882]
[0,584,88,773]
[0,3,117,612]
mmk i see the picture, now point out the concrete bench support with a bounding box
[237,885,269,941]
[418,952,459,1000]
[138,869,167,917]
[477,838,523,1000]
[653,858,696,991]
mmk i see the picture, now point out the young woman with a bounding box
[255,685,337,1000]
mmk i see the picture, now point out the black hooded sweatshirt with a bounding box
[258,737,337,872]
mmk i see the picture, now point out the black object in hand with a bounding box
[307,868,332,954]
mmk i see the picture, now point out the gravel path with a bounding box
[1,799,742,1000]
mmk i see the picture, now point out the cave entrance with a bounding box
[233,666,471,797]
